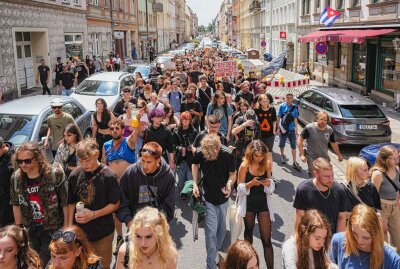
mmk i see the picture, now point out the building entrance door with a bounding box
[366,43,377,95]
[15,32,35,90]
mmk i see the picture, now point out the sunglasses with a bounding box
[123,90,131,93]
[136,106,143,109]
[16,157,35,165]
[141,148,160,157]
[52,106,62,110]
[51,230,81,245]
[110,127,121,131]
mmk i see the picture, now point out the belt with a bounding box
[381,198,398,205]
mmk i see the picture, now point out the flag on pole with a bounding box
[320,7,341,27]
[261,49,287,79]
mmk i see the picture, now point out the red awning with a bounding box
[299,29,397,43]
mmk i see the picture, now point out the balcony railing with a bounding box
[249,1,261,13]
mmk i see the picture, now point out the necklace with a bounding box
[313,180,331,199]
[143,248,158,265]
[358,252,369,266]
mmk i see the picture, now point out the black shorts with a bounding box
[261,136,275,152]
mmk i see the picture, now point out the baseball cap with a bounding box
[50,98,64,107]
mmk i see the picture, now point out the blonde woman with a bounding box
[330,204,400,268]
[158,80,171,103]
[344,157,381,212]
[115,207,178,269]
[371,145,400,253]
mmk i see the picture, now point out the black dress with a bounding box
[245,169,269,212]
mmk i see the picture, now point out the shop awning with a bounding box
[299,29,397,43]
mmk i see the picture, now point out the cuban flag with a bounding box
[320,7,341,27]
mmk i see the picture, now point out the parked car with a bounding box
[124,64,151,81]
[154,55,175,70]
[359,143,400,166]
[0,95,92,148]
[70,72,135,112]
[294,87,391,145]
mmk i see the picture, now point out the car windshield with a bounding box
[134,66,150,76]
[339,105,385,118]
[0,114,37,146]
[157,57,171,64]
[74,80,119,96]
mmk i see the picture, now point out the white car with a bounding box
[71,72,135,112]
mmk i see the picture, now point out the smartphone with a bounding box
[258,177,268,182]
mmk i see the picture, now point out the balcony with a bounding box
[249,1,261,13]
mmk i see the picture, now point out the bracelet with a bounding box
[92,211,95,220]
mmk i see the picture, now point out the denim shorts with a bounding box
[279,130,297,149]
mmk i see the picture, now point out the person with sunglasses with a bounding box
[48,226,103,269]
[113,86,137,118]
[0,225,41,269]
[117,142,176,225]
[66,139,121,269]
[10,141,68,265]
[44,98,75,157]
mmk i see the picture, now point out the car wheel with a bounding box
[84,130,92,139]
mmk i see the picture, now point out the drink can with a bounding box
[76,201,85,215]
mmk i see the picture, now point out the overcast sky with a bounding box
[186,0,224,26]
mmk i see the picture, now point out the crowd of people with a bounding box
[1,47,400,269]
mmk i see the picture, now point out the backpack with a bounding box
[167,91,182,104]
[280,105,297,131]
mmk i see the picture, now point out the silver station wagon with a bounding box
[294,87,391,145]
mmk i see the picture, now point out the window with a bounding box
[337,0,344,9]
[61,0,70,4]
[65,33,84,60]
[352,44,366,86]
[112,0,115,10]
[336,43,342,68]
[339,105,385,118]
[119,0,123,11]
[352,0,360,7]
[63,102,82,119]
[324,100,334,112]
[300,90,314,102]
[380,45,396,92]
[89,0,99,5]
[310,93,325,108]
[73,0,81,5]
[302,0,310,15]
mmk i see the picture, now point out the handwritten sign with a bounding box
[215,61,239,78]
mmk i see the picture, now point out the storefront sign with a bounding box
[315,41,328,55]
[215,61,239,77]
[114,31,124,39]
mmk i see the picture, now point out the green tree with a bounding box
[198,25,206,34]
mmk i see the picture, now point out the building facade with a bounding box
[0,0,88,99]
[297,0,400,106]
[138,0,158,59]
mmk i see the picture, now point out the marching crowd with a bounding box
[1,47,400,269]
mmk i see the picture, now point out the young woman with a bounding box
[147,93,165,111]
[0,225,41,269]
[254,93,277,180]
[119,102,135,138]
[163,104,180,130]
[139,84,153,103]
[237,140,275,269]
[206,91,233,141]
[345,157,381,212]
[92,98,114,160]
[282,209,337,269]
[115,207,178,269]
[47,226,102,269]
[54,123,83,178]
[222,240,260,269]
[371,145,400,253]
[158,80,171,103]
[233,98,249,124]
[330,204,400,268]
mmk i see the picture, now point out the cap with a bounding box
[0,137,4,147]
[244,109,257,122]
[50,98,64,107]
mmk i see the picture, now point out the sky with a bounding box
[186,0,224,26]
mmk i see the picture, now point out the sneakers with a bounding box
[281,155,288,164]
[293,162,302,171]
[113,235,124,256]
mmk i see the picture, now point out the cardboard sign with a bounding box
[215,61,239,78]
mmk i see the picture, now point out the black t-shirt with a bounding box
[293,179,350,234]
[345,181,382,211]
[189,71,203,84]
[233,116,260,147]
[255,107,277,138]
[38,65,50,80]
[235,91,254,106]
[197,87,213,108]
[76,64,88,80]
[192,146,235,205]
[222,82,234,94]
[113,97,137,117]
[55,63,63,77]
[59,71,75,89]
[68,164,121,242]
[193,130,227,148]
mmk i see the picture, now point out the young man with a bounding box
[167,78,183,117]
[53,56,63,95]
[44,98,75,156]
[113,86,137,117]
[67,139,121,269]
[277,93,301,170]
[180,88,203,130]
[59,64,75,96]
[74,59,89,85]
[293,158,350,234]
[234,81,254,109]
[10,142,67,265]
[36,58,51,95]
[192,115,228,150]
[192,134,236,269]
[298,111,343,177]
[196,75,214,130]
[117,142,176,223]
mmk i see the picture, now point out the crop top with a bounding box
[104,138,136,164]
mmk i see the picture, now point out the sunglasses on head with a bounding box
[52,106,62,110]
[16,157,35,165]
[51,230,81,245]
[141,148,160,157]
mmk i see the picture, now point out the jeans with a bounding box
[41,79,51,95]
[28,226,56,266]
[177,160,192,192]
[279,130,297,149]
[205,200,229,269]
[61,88,72,96]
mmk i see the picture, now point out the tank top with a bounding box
[379,170,400,200]
[104,138,136,164]
[94,113,109,130]
[245,168,268,212]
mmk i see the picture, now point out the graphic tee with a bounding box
[26,178,45,224]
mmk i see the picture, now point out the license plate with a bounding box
[357,124,378,130]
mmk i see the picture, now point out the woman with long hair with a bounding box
[206,91,233,141]
[0,225,41,269]
[158,80,171,103]
[237,140,274,268]
[282,209,337,269]
[139,84,153,103]
[345,157,382,211]
[371,145,400,253]
[163,104,180,130]
[119,102,135,138]
[330,204,400,268]
[233,98,250,124]
[115,207,178,269]
[54,123,83,178]
[92,98,114,160]
[47,226,102,269]
[222,240,260,269]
